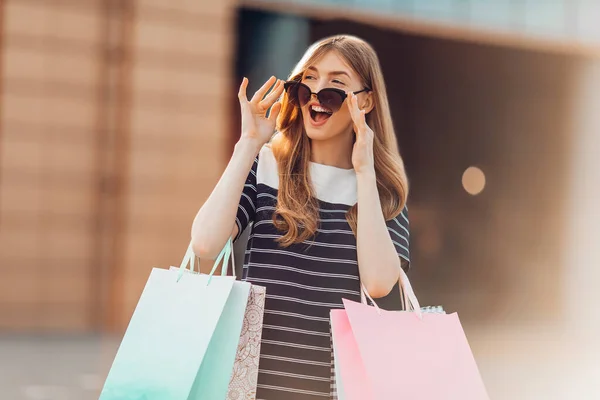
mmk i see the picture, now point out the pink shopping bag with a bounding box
[330,270,489,400]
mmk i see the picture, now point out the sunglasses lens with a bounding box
[285,82,346,113]
[296,84,311,106]
[318,89,344,112]
[285,82,311,107]
[284,83,298,105]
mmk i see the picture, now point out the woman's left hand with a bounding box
[348,93,375,175]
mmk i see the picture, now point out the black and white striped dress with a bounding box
[234,145,410,400]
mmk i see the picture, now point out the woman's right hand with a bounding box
[238,76,284,146]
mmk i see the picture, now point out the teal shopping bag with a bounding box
[100,239,250,400]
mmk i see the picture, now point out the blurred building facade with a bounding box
[0,0,238,332]
[242,0,600,49]
[0,0,598,348]
[1,1,600,399]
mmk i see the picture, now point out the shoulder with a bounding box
[387,205,410,239]
[389,205,409,225]
[256,144,278,189]
[398,205,409,222]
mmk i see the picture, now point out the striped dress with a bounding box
[234,145,410,400]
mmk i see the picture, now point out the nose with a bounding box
[315,84,328,93]
[314,77,330,93]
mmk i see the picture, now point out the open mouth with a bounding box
[309,104,333,123]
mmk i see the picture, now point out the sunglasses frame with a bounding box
[283,81,371,112]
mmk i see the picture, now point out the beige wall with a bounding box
[116,0,237,331]
[2,1,598,336]
[0,0,236,332]
[0,1,103,331]
[564,59,600,341]
[114,0,237,331]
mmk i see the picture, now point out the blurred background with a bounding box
[0,0,599,399]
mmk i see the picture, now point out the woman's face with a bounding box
[299,51,370,142]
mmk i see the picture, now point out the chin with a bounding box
[304,123,335,141]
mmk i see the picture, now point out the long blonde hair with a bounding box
[271,35,408,246]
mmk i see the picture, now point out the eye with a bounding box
[304,75,316,80]
[332,79,345,85]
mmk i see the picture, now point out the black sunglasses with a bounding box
[283,81,371,113]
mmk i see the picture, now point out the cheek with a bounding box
[331,105,353,127]
[299,105,310,119]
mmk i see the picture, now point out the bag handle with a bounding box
[219,237,236,278]
[360,267,422,319]
[176,238,235,283]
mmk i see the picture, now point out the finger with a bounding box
[260,80,284,109]
[360,110,368,132]
[354,95,368,129]
[346,92,354,114]
[347,94,358,130]
[348,94,362,126]
[238,77,249,103]
[259,79,281,108]
[349,93,360,118]
[269,79,285,101]
[267,101,282,124]
[250,76,277,104]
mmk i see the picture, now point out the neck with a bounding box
[310,130,354,169]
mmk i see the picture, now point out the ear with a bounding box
[360,91,375,114]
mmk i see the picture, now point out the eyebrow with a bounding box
[306,66,350,79]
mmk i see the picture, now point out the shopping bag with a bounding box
[226,284,265,399]
[330,270,489,400]
[172,238,266,400]
[100,239,251,400]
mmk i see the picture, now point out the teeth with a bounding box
[311,105,332,114]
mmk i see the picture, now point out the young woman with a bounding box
[192,35,410,399]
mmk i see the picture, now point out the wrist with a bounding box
[356,167,377,182]
[235,136,263,157]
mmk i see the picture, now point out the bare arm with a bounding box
[191,139,261,259]
[191,76,283,259]
[348,92,401,298]
[356,171,401,298]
